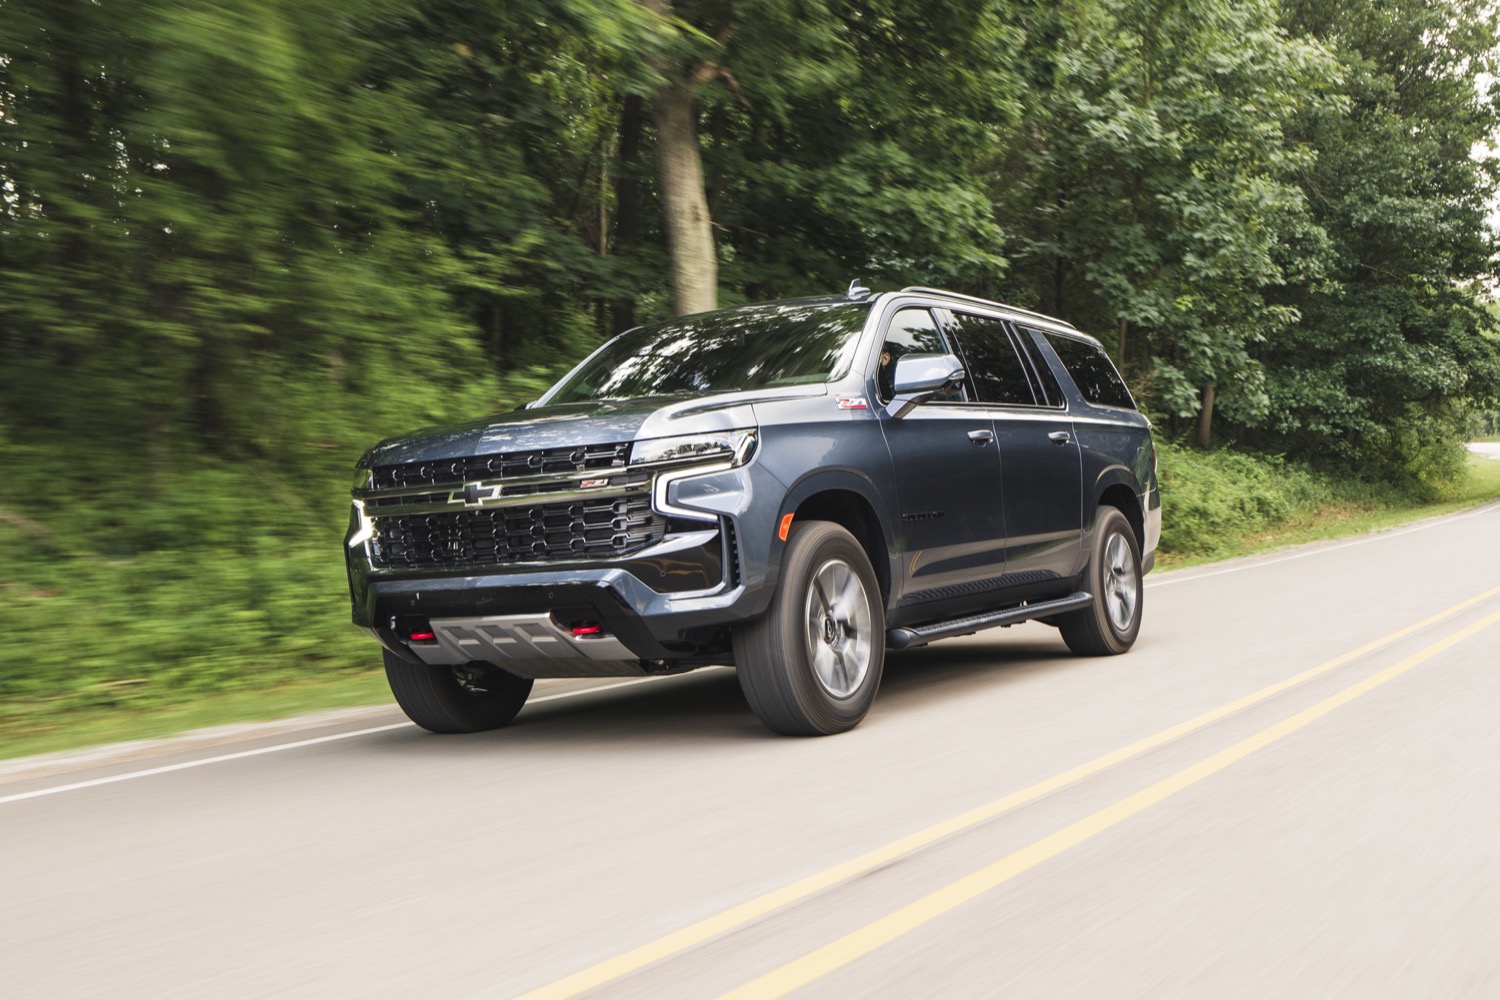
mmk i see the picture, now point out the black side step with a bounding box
[886,591,1093,650]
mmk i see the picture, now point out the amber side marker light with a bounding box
[778,513,795,541]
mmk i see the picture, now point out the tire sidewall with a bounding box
[383,649,533,733]
[773,522,885,732]
[1089,507,1142,652]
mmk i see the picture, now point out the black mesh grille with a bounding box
[371,492,665,569]
[371,443,630,491]
[366,491,447,509]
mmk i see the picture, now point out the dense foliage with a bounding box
[7,0,1495,469]
[2,0,1498,732]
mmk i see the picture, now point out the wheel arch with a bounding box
[780,474,893,607]
[1094,472,1145,548]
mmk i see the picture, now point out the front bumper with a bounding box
[346,461,789,669]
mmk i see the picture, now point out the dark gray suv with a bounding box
[345,286,1160,736]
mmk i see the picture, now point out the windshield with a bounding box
[546,301,871,404]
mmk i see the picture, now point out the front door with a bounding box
[877,306,1008,608]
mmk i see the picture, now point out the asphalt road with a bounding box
[5,502,1500,999]
[1468,441,1500,460]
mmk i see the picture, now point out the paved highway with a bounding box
[5,502,1500,998]
[1467,441,1500,460]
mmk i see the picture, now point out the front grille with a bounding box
[371,492,666,569]
[364,469,648,510]
[371,443,630,491]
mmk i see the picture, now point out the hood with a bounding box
[361,386,821,468]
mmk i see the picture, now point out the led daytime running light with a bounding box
[631,429,756,467]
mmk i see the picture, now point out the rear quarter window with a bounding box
[1045,333,1136,410]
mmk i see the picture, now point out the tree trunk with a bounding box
[652,80,717,316]
[1196,381,1216,449]
[610,94,645,335]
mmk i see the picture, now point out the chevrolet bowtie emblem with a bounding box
[450,481,503,506]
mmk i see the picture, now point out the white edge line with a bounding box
[11,500,1497,805]
[1146,499,1500,589]
[0,672,705,806]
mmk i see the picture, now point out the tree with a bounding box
[1263,0,1500,486]
[0,0,491,459]
[994,0,1338,445]
[703,0,1023,300]
[635,0,725,316]
[357,0,649,386]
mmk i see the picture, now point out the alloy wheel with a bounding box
[1103,531,1139,633]
[803,558,873,699]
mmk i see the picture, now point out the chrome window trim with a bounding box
[897,287,1079,335]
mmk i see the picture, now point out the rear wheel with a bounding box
[383,649,534,733]
[1059,505,1142,656]
[734,521,885,735]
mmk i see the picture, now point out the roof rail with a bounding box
[897,286,1077,330]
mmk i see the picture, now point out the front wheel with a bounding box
[383,649,534,733]
[1058,505,1143,656]
[734,521,885,736]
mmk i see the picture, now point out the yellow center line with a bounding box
[516,586,1500,1000]
[719,606,1500,999]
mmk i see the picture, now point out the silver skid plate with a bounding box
[408,614,644,678]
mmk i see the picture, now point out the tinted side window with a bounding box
[1015,327,1065,407]
[879,307,964,402]
[1046,334,1136,409]
[949,313,1035,405]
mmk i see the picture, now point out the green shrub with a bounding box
[1155,440,1476,560]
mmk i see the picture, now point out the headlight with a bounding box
[347,499,375,548]
[630,429,757,467]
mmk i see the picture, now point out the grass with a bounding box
[4,449,1499,764]
[1155,451,1500,570]
[0,670,392,762]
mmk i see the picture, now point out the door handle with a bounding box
[968,429,994,445]
[1048,430,1072,445]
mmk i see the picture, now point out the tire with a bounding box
[1059,505,1143,656]
[734,521,885,736]
[383,648,534,734]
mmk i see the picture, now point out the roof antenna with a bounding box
[846,279,871,301]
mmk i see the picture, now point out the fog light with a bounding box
[392,615,438,644]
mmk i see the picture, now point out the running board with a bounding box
[886,591,1093,650]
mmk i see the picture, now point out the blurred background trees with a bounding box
[1,0,1498,720]
[8,0,1488,467]
[6,0,1494,468]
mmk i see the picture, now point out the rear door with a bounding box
[944,310,1084,590]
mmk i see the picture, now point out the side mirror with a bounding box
[888,353,966,419]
